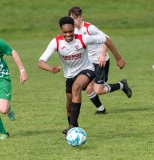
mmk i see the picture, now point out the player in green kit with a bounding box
[0,38,28,140]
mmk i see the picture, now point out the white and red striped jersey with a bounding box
[74,21,110,64]
[39,34,106,78]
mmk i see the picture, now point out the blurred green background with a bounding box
[0,0,154,160]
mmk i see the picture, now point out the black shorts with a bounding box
[66,69,96,93]
[94,59,110,84]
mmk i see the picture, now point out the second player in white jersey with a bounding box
[74,21,110,64]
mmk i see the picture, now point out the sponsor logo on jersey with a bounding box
[75,45,80,50]
[62,53,82,60]
[61,46,66,49]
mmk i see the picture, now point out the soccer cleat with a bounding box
[62,128,68,135]
[0,132,9,140]
[120,79,132,98]
[62,122,78,135]
[7,106,15,121]
[62,125,74,135]
[95,108,107,114]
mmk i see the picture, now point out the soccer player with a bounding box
[38,16,131,135]
[0,38,28,140]
[68,6,110,115]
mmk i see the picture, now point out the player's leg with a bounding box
[86,80,106,114]
[66,93,72,126]
[104,59,110,83]
[91,60,110,113]
[62,93,72,134]
[94,79,132,98]
[94,59,132,97]
[0,80,15,121]
[7,104,15,121]
[0,117,9,140]
[0,99,10,140]
[65,70,95,134]
[63,78,80,135]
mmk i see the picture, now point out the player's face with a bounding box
[70,14,83,29]
[61,24,74,42]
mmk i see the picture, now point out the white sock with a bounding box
[87,91,97,99]
[119,82,124,89]
[97,105,105,111]
[105,85,111,93]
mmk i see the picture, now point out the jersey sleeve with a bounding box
[88,25,110,38]
[0,39,12,56]
[82,35,107,46]
[39,38,57,62]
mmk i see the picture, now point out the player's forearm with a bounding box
[11,50,25,70]
[101,44,108,56]
[105,37,121,61]
[38,60,52,72]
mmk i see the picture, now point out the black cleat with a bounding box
[62,128,68,135]
[120,79,132,98]
[62,125,75,135]
[95,108,107,114]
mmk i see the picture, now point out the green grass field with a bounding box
[0,0,154,159]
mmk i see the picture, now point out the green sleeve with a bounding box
[0,38,13,56]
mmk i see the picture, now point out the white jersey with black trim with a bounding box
[74,21,110,64]
[39,34,106,78]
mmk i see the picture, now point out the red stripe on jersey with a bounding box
[56,35,64,52]
[74,34,86,49]
[84,22,91,35]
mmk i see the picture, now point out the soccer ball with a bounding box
[66,127,87,147]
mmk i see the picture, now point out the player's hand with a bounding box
[98,55,106,67]
[50,66,61,74]
[20,70,28,84]
[117,58,126,69]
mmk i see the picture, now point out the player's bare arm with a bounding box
[98,44,108,67]
[105,37,126,69]
[38,60,61,74]
[11,50,28,84]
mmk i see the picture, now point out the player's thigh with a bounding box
[95,64,106,84]
[0,79,12,100]
[105,59,110,82]
[73,74,89,91]
[0,80,11,113]
[75,69,95,88]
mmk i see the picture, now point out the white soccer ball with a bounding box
[66,127,87,147]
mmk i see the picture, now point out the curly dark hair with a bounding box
[59,16,74,28]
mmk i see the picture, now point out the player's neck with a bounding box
[78,21,84,29]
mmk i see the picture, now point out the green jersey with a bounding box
[0,39,12,80]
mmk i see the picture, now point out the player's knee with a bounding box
[72,83,82,94]
[94,86,106,95]
[0,100,9,114]
[0,107,9,114]
[85,85,93,94]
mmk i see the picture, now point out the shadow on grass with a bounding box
[109,106,153,113]
[11,129,62,138]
